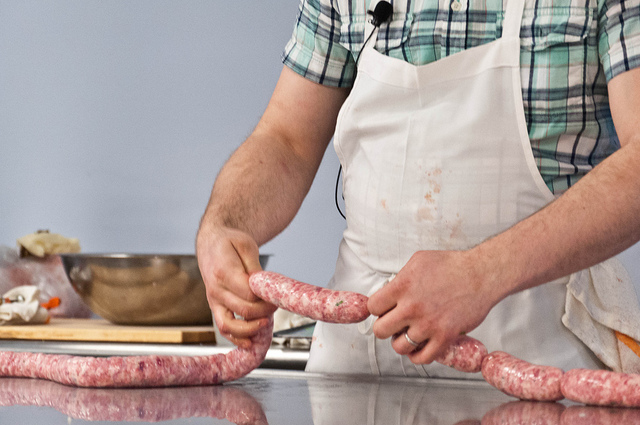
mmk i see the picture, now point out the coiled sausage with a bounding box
[0,317,273,388]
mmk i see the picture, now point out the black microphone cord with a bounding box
[335,165,346,219]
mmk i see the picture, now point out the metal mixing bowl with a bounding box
[59,253,270,326]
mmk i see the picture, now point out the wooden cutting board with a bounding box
[0,318,216,344]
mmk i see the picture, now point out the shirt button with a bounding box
[451,0,462,11]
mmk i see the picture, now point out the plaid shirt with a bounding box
[282,0,640,194]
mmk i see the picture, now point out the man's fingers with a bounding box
[225,271,263,304]
[210,241,263,303]
[197,227,276,349]
[371,306,409,340]
[219,289,277,321]
[367,284,397,318]
[212,306,272,348]
[391,328,429,355]
[367,274,409,317]
[407,335,450,365]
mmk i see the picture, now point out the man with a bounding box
[197,0,640,377]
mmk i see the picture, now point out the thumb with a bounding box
[242,254,263,275]
[231,240,262,275]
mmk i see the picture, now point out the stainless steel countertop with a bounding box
[1,369,637,424]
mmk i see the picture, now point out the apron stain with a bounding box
[416,207,435,221]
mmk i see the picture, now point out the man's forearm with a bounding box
[199,67,350,247]
[474,138,640,302]
[199,131,325,246]
[472,67,640,304]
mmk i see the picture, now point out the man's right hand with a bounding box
[196,225,277,348]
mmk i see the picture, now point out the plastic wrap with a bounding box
[0,246,92,318]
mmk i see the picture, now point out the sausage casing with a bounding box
[249,271,370,323]
[481,351,564,401]
[561,368,640,407]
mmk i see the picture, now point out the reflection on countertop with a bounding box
[482,400,640,424]
[0,376,267,424]
[1,370,639,424]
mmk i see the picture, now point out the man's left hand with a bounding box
[367,249,503,364]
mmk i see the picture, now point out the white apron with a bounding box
[306,0,628,378]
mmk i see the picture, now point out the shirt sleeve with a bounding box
[282,0,356,87]
[598,0,640,81]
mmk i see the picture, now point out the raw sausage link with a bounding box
[249,271,370,323]
[435,334,488,373]
[0,318,273,388]
[481,351,564,401]
[561,368,640,407]
[250,271,487,373]
[0,270,486,387]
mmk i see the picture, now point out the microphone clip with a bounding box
[367,1,393,27]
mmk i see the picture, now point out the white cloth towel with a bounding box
[0,286,50,325]
[563,258,640,373]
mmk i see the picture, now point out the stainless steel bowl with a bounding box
[59,253,270,326]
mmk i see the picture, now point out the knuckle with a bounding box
[392,276,409,292]
[406,251,427,268]
[206,286,222,303]
[236,305,252,320]
[211,266,227,286]
[408,251,423,264]
[412,318,433,336]
[405,302,423,318]
[441,329,459,344]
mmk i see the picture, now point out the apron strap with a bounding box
[359,278,389,375]
[502,0,527,38]
[368,337,381,375]
[366,384,379,425]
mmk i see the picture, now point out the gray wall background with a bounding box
[0,0,346,285]
[1,0,638,288]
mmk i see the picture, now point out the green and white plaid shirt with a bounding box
[282,0,640,194]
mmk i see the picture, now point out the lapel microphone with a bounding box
[368,1,393,27]
[357,1,393,63]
